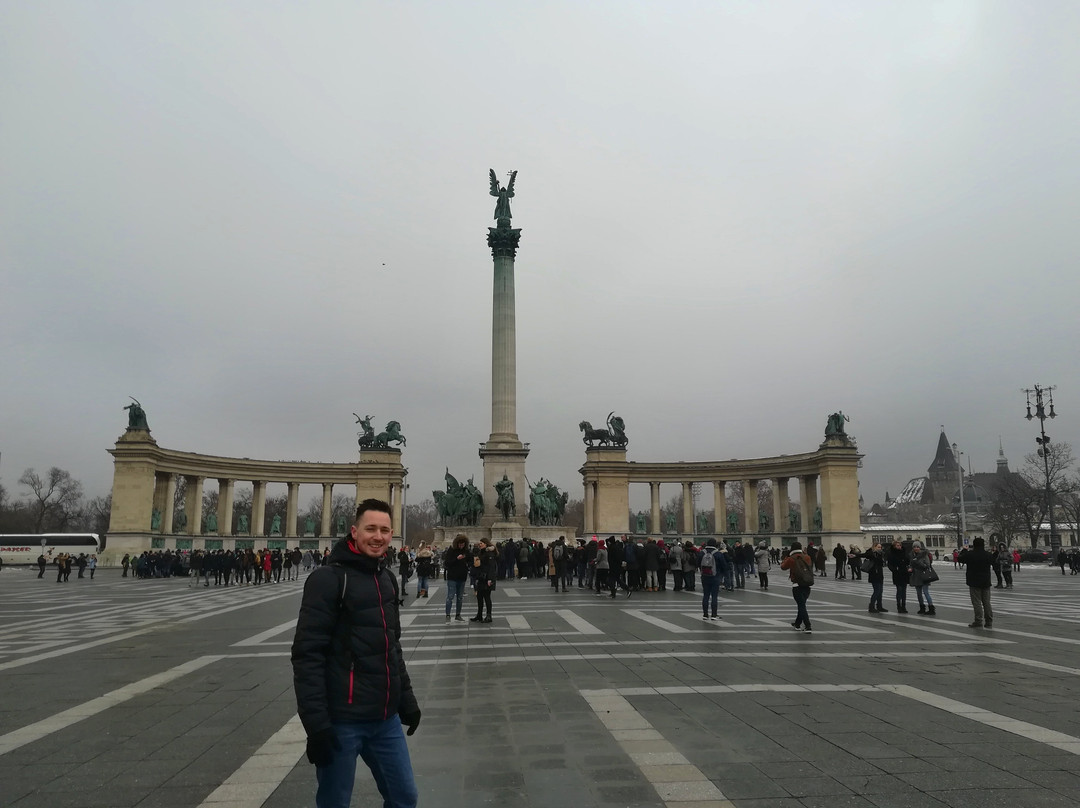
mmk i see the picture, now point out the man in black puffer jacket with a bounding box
[292,498,421,808]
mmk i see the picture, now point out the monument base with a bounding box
[432,524,573,547]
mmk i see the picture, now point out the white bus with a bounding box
[0,534,103,565]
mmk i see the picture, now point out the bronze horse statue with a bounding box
[579,420,611,446]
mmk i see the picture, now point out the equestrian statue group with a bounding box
[578,412,628,447]
[354,413,407,449]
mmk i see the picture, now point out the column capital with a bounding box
[487,226,522,258]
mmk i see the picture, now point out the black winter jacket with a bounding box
[962,548,994,589]
[292,539,418,735]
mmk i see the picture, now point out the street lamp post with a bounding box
[952,442,967,548]
[1024,385,1059,551]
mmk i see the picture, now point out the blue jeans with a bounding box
[445,579,466,616]
[317,717,417,808]
[870,577,884,610]
[417,575,428,593]
[792,584,811,628]
[915,584,933,606]
[701,574,720,616]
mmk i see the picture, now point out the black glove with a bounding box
[306,727,340,766]
[400,709,421,736]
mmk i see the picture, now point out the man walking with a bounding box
[292,498,421,808]
[961,536,994,629]
[780,542,814,633]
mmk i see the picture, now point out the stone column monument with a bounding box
[479,169,529,526]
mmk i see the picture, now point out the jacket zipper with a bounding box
[373,574,391,719]
[348,661,355,705]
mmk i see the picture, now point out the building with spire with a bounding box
[875,429,1020,524]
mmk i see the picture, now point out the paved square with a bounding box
[2,562,1080,807]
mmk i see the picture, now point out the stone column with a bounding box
[391,483,403,538]
[772,477,789,534]
[713,481,727,535]
[218,479,234,536]
[162,474,176,534]
[286,482,300,538]
[584,481,595,534]
[488,232,521,441]
[321,483,333,537]
[819,461,860,535]
[185,476,204,536]
[252,481,266,537]
[800,475,819,535]
[681,482,693,535]
[743,479,758,536]
[650,482,661,534]
[479,222,529,524]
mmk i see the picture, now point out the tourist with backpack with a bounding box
[291,498,421,808]
[697,538,727,620]
[780,542,814,633]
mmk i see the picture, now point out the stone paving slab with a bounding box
[2,564,1080,806]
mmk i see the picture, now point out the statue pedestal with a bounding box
[432,524,573,547]
[488,522,524,542]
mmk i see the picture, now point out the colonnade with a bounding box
[607,475,821,537]
[150,474,407,539]
[108,428,407,542]
[580,441,861,542]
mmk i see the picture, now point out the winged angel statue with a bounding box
[489,169,517,225]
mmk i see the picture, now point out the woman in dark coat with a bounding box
[886,540,911,613]
[470,540,498,623]
[866,542,886,613]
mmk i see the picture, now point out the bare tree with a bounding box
[302,495,322,536]
[264,494,288,536]
[330,494,354,537]
[1021,441,1074,545]
[563,498,584,535]
[202,489,219,531]
[19,467,84,532]
[404,498,437,546]
[233,488,252,533]
[85,494,112,535]
[985,474,1039,547]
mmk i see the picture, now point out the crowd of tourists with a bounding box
[118,547,330,583]
[33,552,98,581]
[376,532,1050,636]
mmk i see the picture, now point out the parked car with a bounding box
[1020,547,1053,563]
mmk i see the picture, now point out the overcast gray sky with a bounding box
[2,1,1077,516]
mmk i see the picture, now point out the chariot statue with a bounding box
[579,412,629,447]
[354,413,375,449]
[373,420,406,449]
